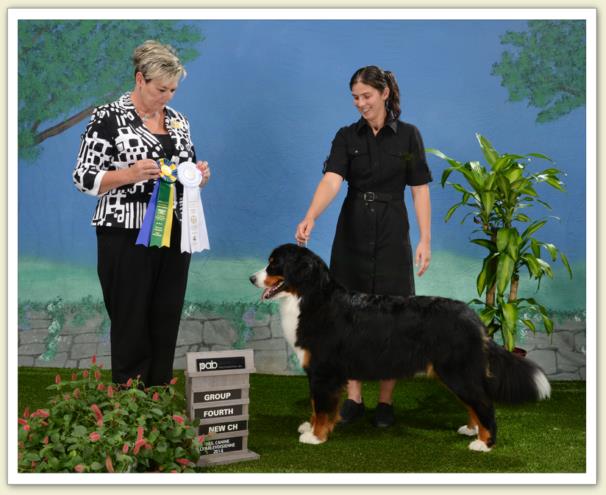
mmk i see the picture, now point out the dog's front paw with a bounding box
[468,439,491,452]
[299,431,325,445]
[298,421,312,434]
[457,425,479,437]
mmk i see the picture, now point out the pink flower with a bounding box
[82,370,89,379]
[169,377,178,385]
[31,409,49,418]
[133,439,146,455]
[91,404,104,426]
[23,424,31,431]
[126,378,133,388]
[107,386,114,398]
[197,435,205,444]
[73,388,80,399]
[172,415,184,425]
[97,383,106,392]
[105,455,114,473]
[92,355,97,365]
[89,431,101,442]
[54,374,61,385]
[23,407,30,418]
[136,426,145,442]
[18,418,28,426]
[71,373,77,381]
[74,464,85,473]
[43,436,49,445]
[152,392,159,402]
[122,443,129,454]
[94,370,101,381]
[175,458,191,466]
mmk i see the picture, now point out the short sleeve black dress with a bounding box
[323,118,432,297]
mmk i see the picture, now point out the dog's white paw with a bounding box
[457,425,479,437]
[299,430,325,445]
[468,439,491,452]
[298,421,312,434]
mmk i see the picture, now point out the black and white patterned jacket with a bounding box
[73,93,197,228]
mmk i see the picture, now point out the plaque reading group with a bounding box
[185,349,259,467]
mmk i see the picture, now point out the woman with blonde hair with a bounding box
[74,40,210,387]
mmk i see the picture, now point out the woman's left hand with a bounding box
[196,160,211,187]
[415,240,431,276]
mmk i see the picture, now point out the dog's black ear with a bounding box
[284,251,330,291]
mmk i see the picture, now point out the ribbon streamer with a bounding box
[136,158,176,248]
[177,162,210,253]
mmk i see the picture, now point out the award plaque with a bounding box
[185,349,259,467]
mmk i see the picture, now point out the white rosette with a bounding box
[177,162,210,253]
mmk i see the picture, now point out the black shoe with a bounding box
[372,402,395,428]
[338,399,365,425]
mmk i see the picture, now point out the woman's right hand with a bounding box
[295,217,315,246]
[129,159,160,183]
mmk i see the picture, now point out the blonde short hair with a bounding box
[132,40,186,82]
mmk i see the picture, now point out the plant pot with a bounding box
[512,346,527,358]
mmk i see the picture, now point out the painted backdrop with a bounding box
[18,19,586,351]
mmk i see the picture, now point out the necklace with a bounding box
[138,109,159,123]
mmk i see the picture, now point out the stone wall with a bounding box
[18,307,586,380]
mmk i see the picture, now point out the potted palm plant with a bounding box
[428,134,572,351]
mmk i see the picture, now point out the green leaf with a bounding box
[521,253,542,278]
[545,176,566,191]
[476,133,499,166]
[496,253,515,296]
[560,251,573,278]
[501,302,518,351]
[521,319,537,333]
[480,191,496,217]
[544,243,558,261]
[444,202,463,222]
[496,228,511,252]
[527,152,554,162]
[541,314,554,334]
[514,213,530,222]
[471,238,497,251]
[536,258,554,278]
[521,220,547,240]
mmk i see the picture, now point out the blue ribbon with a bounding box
[136,180,161,246]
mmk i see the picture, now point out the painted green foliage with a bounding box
[18,20,203,160]
[492,20,586,123]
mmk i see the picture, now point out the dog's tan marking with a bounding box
[466,406,492,446]
[264,274,284,288]
[426,362,436,378]
[302,350,311,369]
[466,406,479,430]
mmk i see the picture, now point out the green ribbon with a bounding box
[150,181,173,247]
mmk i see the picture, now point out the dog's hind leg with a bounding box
[434,370,497,452]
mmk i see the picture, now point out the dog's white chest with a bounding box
[279,295,304,365]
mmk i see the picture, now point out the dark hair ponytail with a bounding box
[349,65,402,120]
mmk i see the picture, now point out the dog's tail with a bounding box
[485,339,551,403]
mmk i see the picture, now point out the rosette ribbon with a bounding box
[177,161,210,253]
[136,158,177,248]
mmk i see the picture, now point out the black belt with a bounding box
[347,189,403,203]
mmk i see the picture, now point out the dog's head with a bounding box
[249,243,331,300]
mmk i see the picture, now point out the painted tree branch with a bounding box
[33,105,97,145]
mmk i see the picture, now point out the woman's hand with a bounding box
[295,217,315,246]
[129,159,160,183]
[415,240,431,276]
[197,161,211,187]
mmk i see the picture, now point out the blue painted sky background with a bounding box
[19,19,586,272]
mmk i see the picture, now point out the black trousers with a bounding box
[96,222,191,387]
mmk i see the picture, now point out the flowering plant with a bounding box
[18,357,204,473]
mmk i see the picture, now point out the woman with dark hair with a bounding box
[295,65,432,428]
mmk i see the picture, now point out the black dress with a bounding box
[323,118,432,297]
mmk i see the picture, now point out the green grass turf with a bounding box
[17,367,586,473]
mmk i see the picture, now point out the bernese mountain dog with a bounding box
[250,243,551,452]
